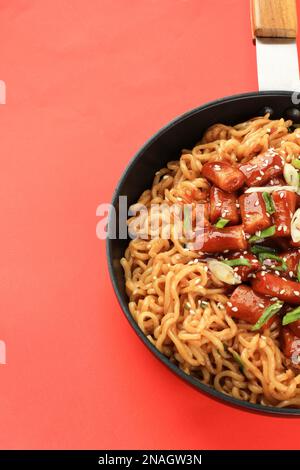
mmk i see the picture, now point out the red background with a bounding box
[1,0,300,450]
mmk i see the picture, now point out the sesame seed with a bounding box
[295,291,300,296]
[224,250,229,253]
[190,309,196,315]
[254,200,259,207]
[214,165,221,171]
[227,301,233,307]
[256,176,262,181]
[260,170,264,176]
[261,271,266,277]
[289,271,294,277]
[280,289,285,294]
[271,297,278,301]
[258,303,265,308]
[232,306,238,312]
[274,165,281,170]
[275,270,280,275]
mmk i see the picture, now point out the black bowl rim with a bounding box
[106,90,300,416]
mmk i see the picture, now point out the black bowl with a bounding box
[107,91,300,416]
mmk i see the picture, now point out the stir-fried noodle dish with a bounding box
[121,115,300,408]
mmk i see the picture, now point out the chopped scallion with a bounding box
[228,347,244,372]
[223,258,251,267]
[262,191,275,214]
[252,301,284,331]
[250,245,277,255]
[214,217,229,228]
[292,159,300,170]
[249,225,276,243]
[258,253,287,271]
[282,306,300,325]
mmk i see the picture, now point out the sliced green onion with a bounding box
[282,306,300,325]
[214,217,229,228]
[250,245,277,255]
[249,225,276,243]
[228,347,244,372]
[258,253,287,271]
[262,191,275,215]
[297,261,300,282]
[252,301,284,331]
[292,159,300,170]
[223,258,251,267]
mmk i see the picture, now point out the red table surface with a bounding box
[1,0,300,450]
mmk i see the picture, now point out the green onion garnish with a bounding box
[228,348,244,372]
[292,159,300,170]
[262,192,275,215]
[252,301,284,331]
[223,258,251,267]
[249,225,276,243]
[282,306,300,325]
[258,253,287,271]
[250,245,277,255]
[297,261,300,282]
[214,217,229,228]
